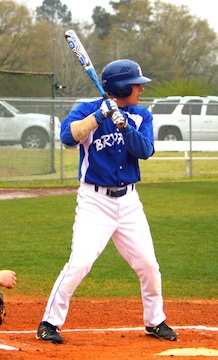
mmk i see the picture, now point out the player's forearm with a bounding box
[120,125,154,159]
[70,114,98,141]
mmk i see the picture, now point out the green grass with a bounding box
[0,148,218,185]
[1,181,217,300]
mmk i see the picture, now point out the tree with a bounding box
[148,78,211,97]
[36,0,72,24]
[90,0,218,95]
[1,0,218,97]
[0,0,33,70]
[147,0,218,84]
[92,6,112,39]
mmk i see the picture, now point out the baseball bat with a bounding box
[64,29,108,99]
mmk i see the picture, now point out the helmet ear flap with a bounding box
[107,85,132,98]
[116,85,132,98]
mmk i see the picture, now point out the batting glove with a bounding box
[94,99,118,126]
[111,109,128,128]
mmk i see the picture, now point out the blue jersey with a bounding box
[61,99,154,187]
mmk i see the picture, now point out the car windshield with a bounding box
[1,101,21,114]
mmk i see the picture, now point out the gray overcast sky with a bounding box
[20,0,218,34]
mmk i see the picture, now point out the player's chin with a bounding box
[132,99,139,106]
[127,97,139,106]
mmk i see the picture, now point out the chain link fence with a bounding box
[0,98,73,182]
[0,97,217,183]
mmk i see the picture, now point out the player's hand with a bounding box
[94,99,118,126]
[0,270,17,289]
[101,99,118,116]
[111,109,128,129]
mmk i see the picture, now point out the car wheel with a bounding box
[159,127,182,141]
[21,129,47,148]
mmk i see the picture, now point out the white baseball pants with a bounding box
[42,183,166,328]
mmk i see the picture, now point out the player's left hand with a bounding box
[94,99,118,126]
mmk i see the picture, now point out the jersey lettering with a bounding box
[93,132,125,151]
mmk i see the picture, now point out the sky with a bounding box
[20,0,218,34]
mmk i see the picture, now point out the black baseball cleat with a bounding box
[145,321,177,341]
[36,321,64,344]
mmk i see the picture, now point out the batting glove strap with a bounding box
[94,109,106,125]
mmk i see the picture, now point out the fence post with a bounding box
[189,109,193,178]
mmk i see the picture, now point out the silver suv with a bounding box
[148,96,218,141]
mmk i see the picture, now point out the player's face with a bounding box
[117,84,144,107]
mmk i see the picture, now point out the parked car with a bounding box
[148,96,218,141]
[0,100,60,148]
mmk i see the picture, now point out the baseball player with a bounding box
[36,59,177,343]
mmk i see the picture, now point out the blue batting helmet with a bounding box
[102,59,151,98]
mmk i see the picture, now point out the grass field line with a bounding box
[0,325,217,335]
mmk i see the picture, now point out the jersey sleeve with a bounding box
[120,108,154,159]
[60,101,101,146]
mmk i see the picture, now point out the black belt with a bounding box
[94,184,134,198]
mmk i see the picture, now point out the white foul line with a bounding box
[0,326,217,352]
[0,325,217,335]
[0,344,20,351]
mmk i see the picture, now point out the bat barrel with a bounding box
[65,29,107,98]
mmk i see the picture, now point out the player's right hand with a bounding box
[111,109,128,128]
